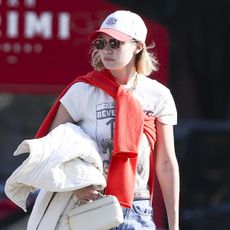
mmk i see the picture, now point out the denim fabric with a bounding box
[111,200,156,230]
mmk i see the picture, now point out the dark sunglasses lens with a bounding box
[94,39,120,50]
[94,39,105,50]
[109,39,120,49]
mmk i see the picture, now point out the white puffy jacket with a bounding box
[5,123,106,229]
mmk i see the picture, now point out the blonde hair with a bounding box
[90,41,159,76]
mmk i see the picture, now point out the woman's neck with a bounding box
[109,68,137,85]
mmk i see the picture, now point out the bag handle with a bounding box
[73,191,106,207]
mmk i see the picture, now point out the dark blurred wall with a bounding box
[111,0,230,120]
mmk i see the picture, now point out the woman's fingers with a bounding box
[74,186,99,202]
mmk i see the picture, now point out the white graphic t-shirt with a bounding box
[60,73,177,197]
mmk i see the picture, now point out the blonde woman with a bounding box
[35,10,180,230]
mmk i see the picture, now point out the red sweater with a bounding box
[36,69,156,208]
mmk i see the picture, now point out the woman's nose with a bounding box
[103,42,113,53]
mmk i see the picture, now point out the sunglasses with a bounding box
[92,38,135,50]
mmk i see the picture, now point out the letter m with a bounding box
[25,12,52,39]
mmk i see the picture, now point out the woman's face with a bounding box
[95,34,138,71]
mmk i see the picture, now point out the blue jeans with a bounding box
[112,200,156,230]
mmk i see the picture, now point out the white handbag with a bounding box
[67,194,124,230]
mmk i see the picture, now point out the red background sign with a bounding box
[0,0,169,94]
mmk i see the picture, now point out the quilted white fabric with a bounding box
[5,123,106,211]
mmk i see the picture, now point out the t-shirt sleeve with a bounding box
[59,83,84,122]
[154,87,177,125]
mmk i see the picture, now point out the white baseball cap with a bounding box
[89,10,147,42]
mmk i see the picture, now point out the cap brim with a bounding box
[88,28,132,42]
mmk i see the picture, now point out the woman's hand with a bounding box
[74,186,99,204]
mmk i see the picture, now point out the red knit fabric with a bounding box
[35,70,156,208]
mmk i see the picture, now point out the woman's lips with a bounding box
[103,57,114,61]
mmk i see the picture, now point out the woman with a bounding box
[38,10,179,230]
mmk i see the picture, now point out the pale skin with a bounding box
[50,33,180,230]
[155,121,180,230]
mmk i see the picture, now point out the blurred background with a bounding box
[0,0,230,229]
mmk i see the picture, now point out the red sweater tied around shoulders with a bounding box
[36,69,156,208]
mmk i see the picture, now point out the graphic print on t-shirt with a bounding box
[96,102,115,176]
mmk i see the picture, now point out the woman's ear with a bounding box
[134,43,144,54]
